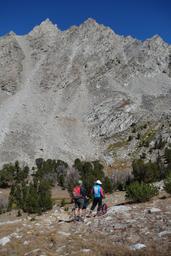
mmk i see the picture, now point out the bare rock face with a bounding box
[0,19,171,165]
[27,19,61,62]
[0,33,24,94]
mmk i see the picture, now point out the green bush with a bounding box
[125,182,158,203]
[35,158,44,169]
[37,179,53,212]
[8,177,53,214]
[132,159,160,183]
[164,173,171,194]
[60,198,67,207]
[0,163,15,187]
[23,182,40,213]
[164,148,171,164]
[139,129,156,147]
[0,161,29,188]
[35,159,68,187]
[116,182,126,191]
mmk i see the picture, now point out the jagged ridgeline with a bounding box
[0,18,171,167]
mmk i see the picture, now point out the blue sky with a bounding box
[0,0,171,43]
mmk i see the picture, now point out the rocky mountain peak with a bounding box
[0,19,171,166]
[145,34,168,50]
[8,31,16,36]
[30,18,60,34]
[82,18,99,27]
[78,18,119,40]
[150,34,166,43]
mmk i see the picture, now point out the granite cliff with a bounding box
[0,19,171,166]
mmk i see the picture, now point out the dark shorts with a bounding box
[91,197,102,212]
[83,198,89,210]
[74,198,84,209]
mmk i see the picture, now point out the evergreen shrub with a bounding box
[125,181,158,202]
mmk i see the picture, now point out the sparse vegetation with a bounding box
[34,158,68,187]
[8,177,53,214]
[164,147,171,164]
[108,140,128,151]
[0,161,29,188]
[132,159,161,183]
[6,159,70,214]
[164,173,171,194]
[0,158,114,214]
[126,182,158,202]
[139,129,156,147]
[154,136,166,149]
[60,198,67,207]
[74,159,114,196]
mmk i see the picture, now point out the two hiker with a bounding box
[72,179,105,220]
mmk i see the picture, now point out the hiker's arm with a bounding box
[81,186,86,197]
[100,187,105,198]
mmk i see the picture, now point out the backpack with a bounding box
[73,185,82,199]
[93,185,101,198]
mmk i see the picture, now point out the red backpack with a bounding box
[73,185,81,199]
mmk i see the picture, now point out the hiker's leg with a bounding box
[78,199,84,217]
[90,198,98,211]
[88,199,96,216]
[79,208,83,217]
[74,207,78,217]
[83,202,87,217]
[74,205,78,216]
[83,198,89,217]
[74,199,79,217]
[97,198,102,212]
[82,208,86,218]
[80,199,84,216]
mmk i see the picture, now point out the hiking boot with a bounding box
[74,216,80,221]
[78,216,84,222]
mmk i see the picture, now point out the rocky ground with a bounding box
[0,190,171,256]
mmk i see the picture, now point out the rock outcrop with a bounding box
[0,19,171,166]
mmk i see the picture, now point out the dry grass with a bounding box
[51,186,70,200]
[1,219,171,256]
[0,227,66,256]
[1,189,171,256]
[0,223,22,238]
[63,232,171,256]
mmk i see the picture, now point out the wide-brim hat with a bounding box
[96,180,102,185]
